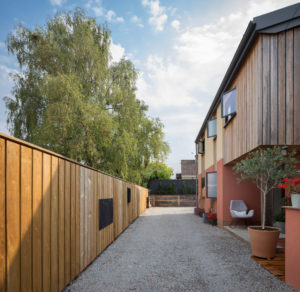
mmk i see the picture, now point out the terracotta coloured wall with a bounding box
[217,159,261,226]
[285,208,300,291]
[198,165,217,213]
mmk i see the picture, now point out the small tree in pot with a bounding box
[233,147,298,258]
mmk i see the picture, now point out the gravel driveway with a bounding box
[65,207,296,292]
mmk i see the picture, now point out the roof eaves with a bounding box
[195,21,256,143]
[194,3,300,144]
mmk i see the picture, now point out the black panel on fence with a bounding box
[127,188,131,203]
[99,198,113,230]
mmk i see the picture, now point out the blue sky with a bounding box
[0,0,298,176]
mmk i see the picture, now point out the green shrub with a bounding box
[273,211,285,222]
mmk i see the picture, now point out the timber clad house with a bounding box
[195,4,300,227]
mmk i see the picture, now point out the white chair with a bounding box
[230,200,254,225]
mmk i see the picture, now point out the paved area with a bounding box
[66,207,296,292]
[224,226,285,245]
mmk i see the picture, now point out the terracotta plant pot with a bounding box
[248,226,280,259]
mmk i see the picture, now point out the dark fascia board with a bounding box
[253,3,300,31]
[194,3,300,143]
[259,18,300,34]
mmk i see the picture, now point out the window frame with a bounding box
[221,87,237,118]
[206,171,217,199]
[207,118,217,138]
[198,139,205,154]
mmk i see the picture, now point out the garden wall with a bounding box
[0,132,148,292]
[149,194,196,207]
[149,179,196,195]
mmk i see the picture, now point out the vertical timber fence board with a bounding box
[50,156,58,292]
[75,165,81,276]
[0,133,148,292]
[0,139,5,292]
[20,146,33,292]
[42,153,51,292]
[6,141,21,292]
[58,159,65,291]
[64,161,71,285]
[32,150,42,292]
[70,163,76,281]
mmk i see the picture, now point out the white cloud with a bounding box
[142,0,168,31]
[49,0,65,6]
[131,15,141,23]
[89,2,124,23]
[130,15,144,27]
[0,42,5,49]
[106,10,124,23]
[92,6,105,17]
[137,0,299,175]
[171,20,180,31]
[110,40,125,63]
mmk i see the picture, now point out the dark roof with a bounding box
[195,3,300,143]
[181,160,196,176]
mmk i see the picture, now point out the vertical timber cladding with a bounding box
[0,139,5,292]
[96,172,114,256]
[0,132,148,292]
[223,27,300,164]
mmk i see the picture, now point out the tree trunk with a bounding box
[262,192,267,229]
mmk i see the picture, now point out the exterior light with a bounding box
[281,146,288,156]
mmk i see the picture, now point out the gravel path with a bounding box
[65,207,296,292]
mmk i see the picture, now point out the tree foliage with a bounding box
[142,161,173,188]
[4,8,169,184]
[233,147,298,229]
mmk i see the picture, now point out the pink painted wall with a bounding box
[285,208,300,291]
[218,159,261,225]
[198,166,217,213]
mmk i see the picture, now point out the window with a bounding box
[206,172,217,198]
[201,177,205,189]
[198,140,205,154]
[222,88,236,118]
[207,118,217,138]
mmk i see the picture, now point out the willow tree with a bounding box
[4,8,169,184]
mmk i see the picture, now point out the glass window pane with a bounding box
[207,119,217,137]
[198,140,205,154]
[207,172,217,198]
[222,89,236,117]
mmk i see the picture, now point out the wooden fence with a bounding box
[0,133,148,292]
[150,195,196,207]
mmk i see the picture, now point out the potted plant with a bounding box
[278,178,300,208]
[199,208,204,218]
[234,147,298,259]
[207,212,217,225]
[203,212,209,223]
[273,211,285,234]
